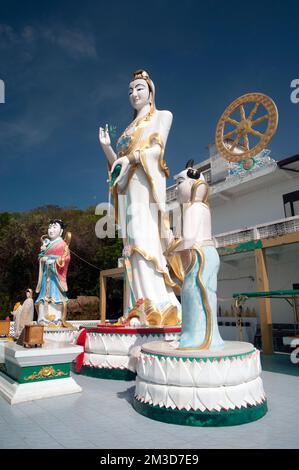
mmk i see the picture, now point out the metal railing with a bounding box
[214,215,299,248]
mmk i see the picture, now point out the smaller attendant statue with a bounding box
[166,161,224,350]
[12,289,34,338]
[35,219,72,328]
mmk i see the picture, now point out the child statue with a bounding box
[166,160,224,350]
[12,289,34,338]
[35,219,72,328]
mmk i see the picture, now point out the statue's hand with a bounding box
[46,259,55,265]
[41,256,47,263]
[111,156,130,186]
[99,123,111,148]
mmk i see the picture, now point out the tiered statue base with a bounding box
[44,327,79,344]
[133,340,267,426]
[0,340,83,404]
[76,326,181,380]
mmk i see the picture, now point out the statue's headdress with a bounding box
[26,288,33,298]
[49,219,64,230]
[132,69,156,113]
[133,69,150,81]
[185,159,201,180]
[183,159,208,203]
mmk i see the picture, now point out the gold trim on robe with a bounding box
[178,245,213,351]
[130,246,177,288]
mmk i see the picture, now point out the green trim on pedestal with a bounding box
[78,365,136,381]
[142,349,256,363]
[133,398,268,427]
[3,362,70,384]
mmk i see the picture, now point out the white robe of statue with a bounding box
[99,70,181,323]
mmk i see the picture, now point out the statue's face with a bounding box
[128,79,151,111]
[175,170,193,204]
[48,222,62,240]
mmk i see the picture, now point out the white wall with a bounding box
[211,172,299,235]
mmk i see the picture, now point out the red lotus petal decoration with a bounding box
[75,328,87,373]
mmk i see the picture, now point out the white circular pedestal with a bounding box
[44,328,79,344]
[76,326,181,380]
[133,340,267,426]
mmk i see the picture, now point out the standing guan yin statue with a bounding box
[99,69,181,326]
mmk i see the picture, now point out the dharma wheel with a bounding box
[215,93,278,162]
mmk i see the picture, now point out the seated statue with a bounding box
[35,219,72,328]
[166,160,224,350]
[12,289,34,338]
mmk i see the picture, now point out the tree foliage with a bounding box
[0,206,123,319]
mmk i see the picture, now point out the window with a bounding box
[283,190,299,217]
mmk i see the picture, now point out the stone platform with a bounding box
[133,340,267,426]
[0,340,83,404]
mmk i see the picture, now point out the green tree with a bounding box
[0,206,122,319]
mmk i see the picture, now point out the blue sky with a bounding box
[0,0,298,211]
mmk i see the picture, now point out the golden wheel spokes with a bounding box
[223,128,238,140]
[240,105,246,121]
[243,133,249,151]
[224,103,268,146]
[215,93,278,162]
[226,117,239,127]
[226,102,271,150]
[248,102,259,121]
[248,128,264,139]
[229,134,241,153]
[252,114,269,126]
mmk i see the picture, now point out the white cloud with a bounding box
[0,23,98,60]
[0,114,59,150]
[42,27,97,59]
[21,26,35,42]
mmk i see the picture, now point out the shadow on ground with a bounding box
[117,385,135,404]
